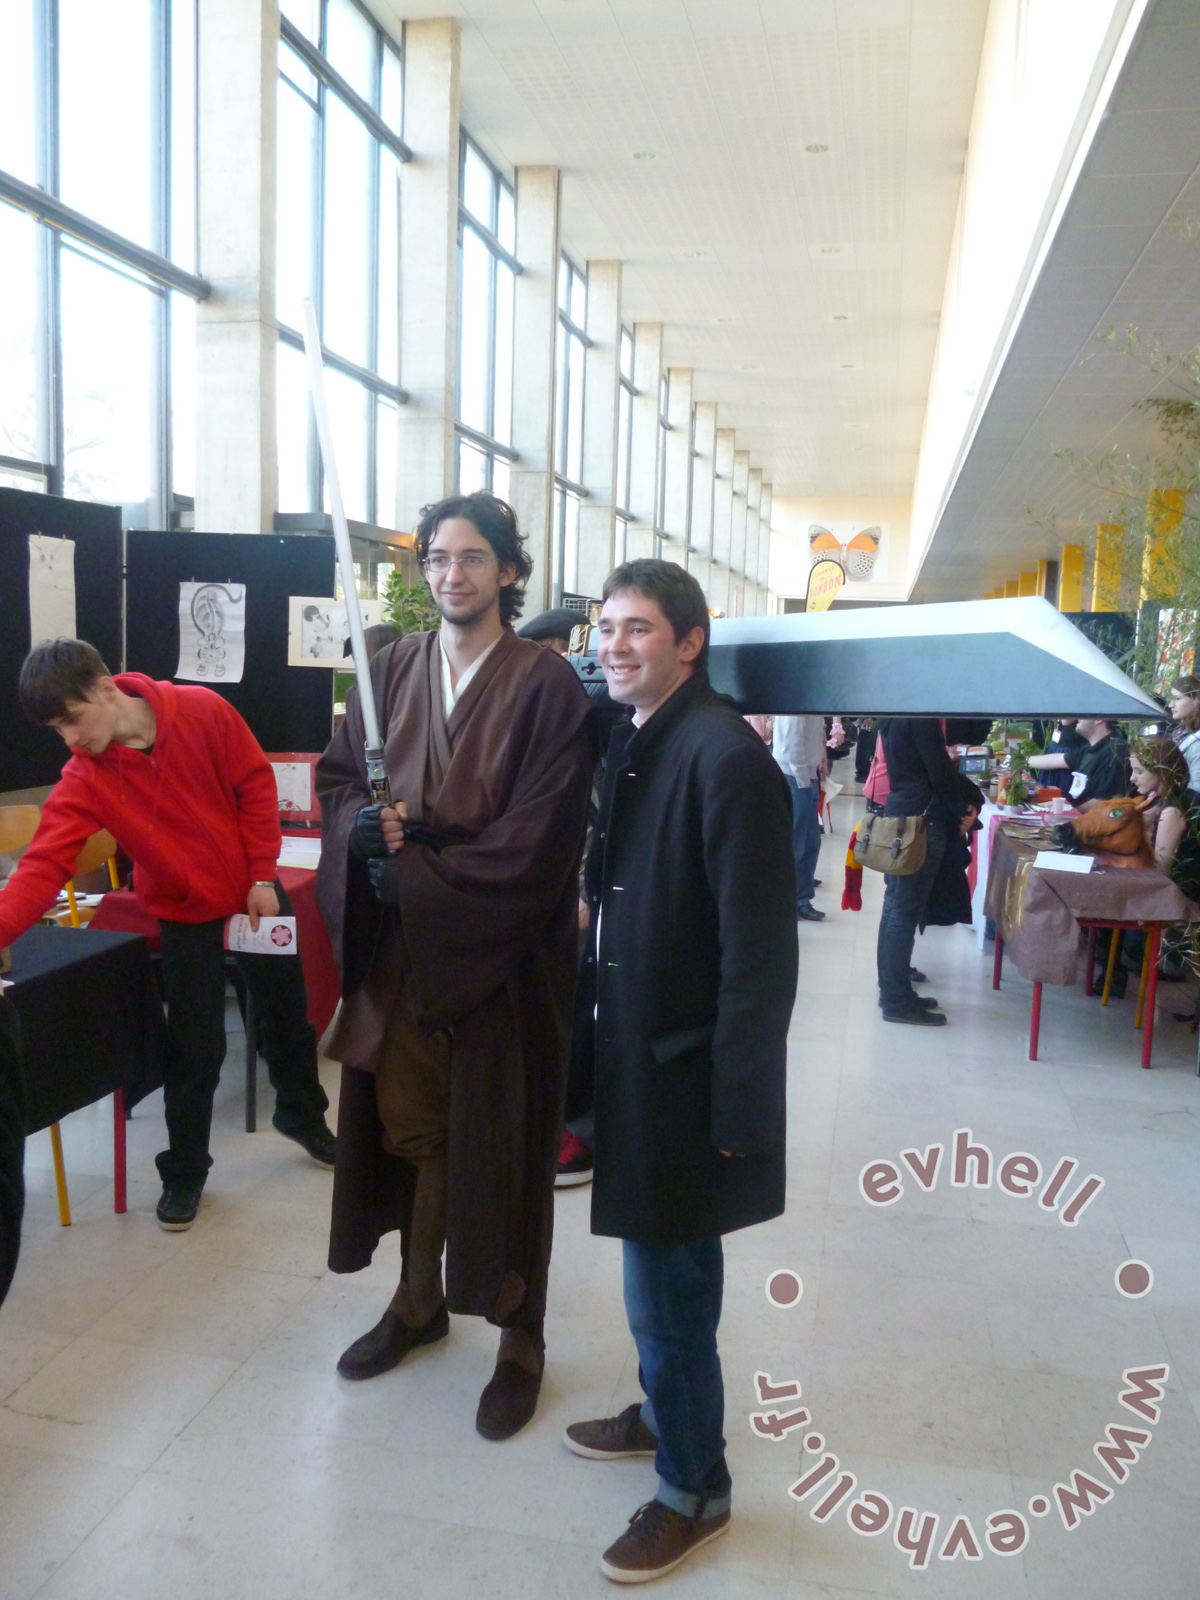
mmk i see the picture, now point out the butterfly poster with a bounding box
[807,523,886,583]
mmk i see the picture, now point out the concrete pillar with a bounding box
[1092,524,1123,611]
[1144,489,1183,602]
[758,483,773,612]
[744,467,762,605]
[626,321,663,561]
[662,366,693,565]
[688,400,716,599]
[1059,543,1084,611]
[509,167,561,611]
[576,259,621,600]
[710,428,735,614]
[195,0,277,533]
[395,19,460,531]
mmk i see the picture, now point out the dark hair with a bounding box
[601,559,711,668]
[1171,675,1200,732]
[343,623,402,662]
[1133,736,1190,806]
[414,492,533,625]
[19,638,113,724]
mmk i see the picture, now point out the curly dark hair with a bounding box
[414,492,533,625]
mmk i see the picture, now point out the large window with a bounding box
[553,254,588,599]
[0,0,199,524]
[614,326,635,565]
[277,0,407,527]
[456,136,516,501]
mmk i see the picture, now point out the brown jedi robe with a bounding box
[315,627,592,1324]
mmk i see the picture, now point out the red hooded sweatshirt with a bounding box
[0,675,281,945]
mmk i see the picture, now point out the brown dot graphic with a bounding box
[1115,1259,1153,1298]
[1028,1497,1049,1517]
[765,1270,803,1308]
[804,1433,824,1453]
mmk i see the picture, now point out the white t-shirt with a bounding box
[439,632,501,718]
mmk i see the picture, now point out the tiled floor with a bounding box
[3,797,1200,1598]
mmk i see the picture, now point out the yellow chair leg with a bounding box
[1134,940,1151,1029]
[49,1121,71,1227]
[1101,930,1121,1006]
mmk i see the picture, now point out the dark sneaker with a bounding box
[878,995,939,1010]
[337,1302,449,1380]
[156,1179,205,1231]
[275,1120,336,1169]
[909,967,927,982]
[564,1402,658,1460]
[556,1130,594,1188]
[882,1005,947,1026]
[600,1499,731,1584]
[797,903,825,922]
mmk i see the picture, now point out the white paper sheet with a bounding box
[177,582,246,682]
[223,914,298,954]
[287,596,384,668]
[277,837,322,870]
[1032,851,1093,874]
[272,761,312,813]
[28,534,76,645]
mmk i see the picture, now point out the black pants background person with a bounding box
[0,998,25,1308]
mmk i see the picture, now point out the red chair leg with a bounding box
[1029,982,1042,1061]
[1141,926,1161,1070]
[113,1086,127,1214]
[992,931,1003,990]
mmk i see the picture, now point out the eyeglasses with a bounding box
[421,552,495,574]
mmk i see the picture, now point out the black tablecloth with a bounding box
[6,926,162,1132]
[0,1000,24,1305]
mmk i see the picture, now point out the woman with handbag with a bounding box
[874,718,984,1026]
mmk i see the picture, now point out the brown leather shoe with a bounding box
[475,1358,544,1440]
[336,1302,449,1381]
[600,1499,730,1583]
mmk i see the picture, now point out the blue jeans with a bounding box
[786,776,822,905]
[875,816,949,1011]
[623,1237,731,1520]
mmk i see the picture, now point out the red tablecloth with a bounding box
[88,867,340,1037]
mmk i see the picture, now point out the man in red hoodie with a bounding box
[0,638,335,1230]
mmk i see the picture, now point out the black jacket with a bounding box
[881,718,984,823]
[576,672,798,1246]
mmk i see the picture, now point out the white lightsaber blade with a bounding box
[300,299,391,807]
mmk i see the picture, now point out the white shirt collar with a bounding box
[440,631,502,718]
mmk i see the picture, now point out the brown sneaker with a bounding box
[564,1402,658,1460]
[600,1499,730,1583]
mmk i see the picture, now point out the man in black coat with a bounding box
[562,560,798,1585]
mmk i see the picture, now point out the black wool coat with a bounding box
[577,671,799,1246]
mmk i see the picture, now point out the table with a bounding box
[89,866,340,1130]
[984,824,1198,1067]
[6,926,162,1213]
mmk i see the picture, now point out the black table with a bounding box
[6,926,162,1214]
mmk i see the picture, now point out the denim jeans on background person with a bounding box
[156,883,329,1184]
[623,1236,731,1520]
[786,775,822,906]
[876,816,950,1011]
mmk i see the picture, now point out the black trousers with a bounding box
[0,999,25,1308]
[156,887,328,1185]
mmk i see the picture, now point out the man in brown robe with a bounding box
[315,492,592,1440]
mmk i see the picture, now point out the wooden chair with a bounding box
[0,805,41,859]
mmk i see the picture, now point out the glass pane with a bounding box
[493,261,514,446]
[326,0,377,103]
[557,256,569,312]
[570,264,586,325]
[458,227,491,433]
[60,248,157,514]
[554,321,567,474]
[617,384,631,509]
[492,457,509,504]
[376,396,397,528]
[457,438,486,494]
[323,367,369,523]
[615,513,628,566]
[280,0,319,41]
[277,339,312,511]
[0,0,38,183]
[59,0,156,248]
[170,292,195,500]
[497,184,515,255]
[322,94,373,365]
[563,491,580,594]
[381,45,404,134]
[462,143,492,227]
[552,487,563,589]
[277,78,318,332]
[377,151,400,383]
[170,0,197,268]
[566,333,585,483]
[620,327,633,381]
[0,465,47,492]
[279,37,317,98]
[0,205,46,463]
